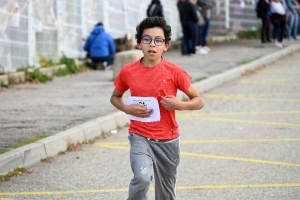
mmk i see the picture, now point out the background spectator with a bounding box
[285,0,299,40]
[257,0,272,43]
[197,0,215,54]
[178,0,198,55]
[177,0,188,55]
[270,0,287,48]
[147,0,164,17]
[83,22,116,70]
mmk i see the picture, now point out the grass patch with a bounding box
[194,77,207,82]
[0,81,9,88]
[58,151,66,155]
[11,134,50,149]
[0,149,9,154]
[0,167,27,182]
[237,59,252,65]
[67,143,82,152]
[41,156,55,163]
[83,139,96,144]
[55,68,70,76]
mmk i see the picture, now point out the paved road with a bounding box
[0,39,298,151]
[0,48,299,199]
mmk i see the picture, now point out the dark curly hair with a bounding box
[135,17,172,44]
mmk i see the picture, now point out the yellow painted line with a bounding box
[95,143,300,167]
[1,183,300,196]
[238,79,300,82]
[177,110,300,117]
[260,70,300,73]
[237,80,300,87]
[178,116,300,127]
[0,198,15,200]
[95,138,300,146]
[181,152,300,167]
[176,183,300,190]
[180,138,300,144]
[203,94,300,103]
[96,144,130,150]
[202,93,300,96]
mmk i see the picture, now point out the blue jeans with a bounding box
[198,18,210,47]
[181,20,198,54]
[288,13,299,38]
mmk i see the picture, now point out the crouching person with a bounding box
[83,22,116,70]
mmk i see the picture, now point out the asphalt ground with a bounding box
[0,47,299,199]
[0,39,299,151]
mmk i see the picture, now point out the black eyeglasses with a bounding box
[141,36,165,46]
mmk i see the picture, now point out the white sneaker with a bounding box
[203,46,211,52]
[274,42,283,48]
[197,48,208,54]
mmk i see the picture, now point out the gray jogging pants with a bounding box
[127,133,180,200]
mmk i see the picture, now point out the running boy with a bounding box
[110,16,204,200]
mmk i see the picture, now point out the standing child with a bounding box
[110,16,204,200]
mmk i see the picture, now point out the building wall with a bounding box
[0,0,259,72]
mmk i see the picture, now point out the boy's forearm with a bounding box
[110,96,128,114]
[180,97,204,111]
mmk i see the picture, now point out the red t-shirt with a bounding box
[114,58,192,140]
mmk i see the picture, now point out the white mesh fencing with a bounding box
[0,0,260,72]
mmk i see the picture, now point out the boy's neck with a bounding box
[141,57,163,68]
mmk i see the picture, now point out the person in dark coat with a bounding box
[257,0,272,43]
[177,0,188,55]
[147,0,164,17]
[83,22,116,70]
[178,0,198,55]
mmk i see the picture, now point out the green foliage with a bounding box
[39,54,57,68]
[0,81,9,88]
[59,55,79,74]
[55,68,70,76]
[0,167,27,182]
[16,66,52,83]
[0,149,9,154]
[237,26,262,39]
[194,77,207,82]
[11,134,51,149]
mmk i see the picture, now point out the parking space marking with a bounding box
[177,116,300,127]
[177,110,300,116]
[95,142,300,167]
[203,94,300,103]
[237,80,300,87]
[181,152,300,167]
[95,138,300,146]
[260,69,300,74]
[1,183,300,197]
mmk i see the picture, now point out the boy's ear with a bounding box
[163,41,171,52]
[137,42,142,49]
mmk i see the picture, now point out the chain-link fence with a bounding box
[0,0,260,72]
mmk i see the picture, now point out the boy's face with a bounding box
[137,27,170,64]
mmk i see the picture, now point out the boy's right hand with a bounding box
[126,104,153,118]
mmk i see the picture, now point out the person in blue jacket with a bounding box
[83,22,116,70]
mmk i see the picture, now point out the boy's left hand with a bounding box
[160,95,182,110]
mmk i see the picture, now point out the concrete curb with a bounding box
[1,43,300,176]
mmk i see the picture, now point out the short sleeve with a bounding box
[174,67,192,93]
[114,68,129,92]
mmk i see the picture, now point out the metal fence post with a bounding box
[28,1,36,66]
[225,0,230,31]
